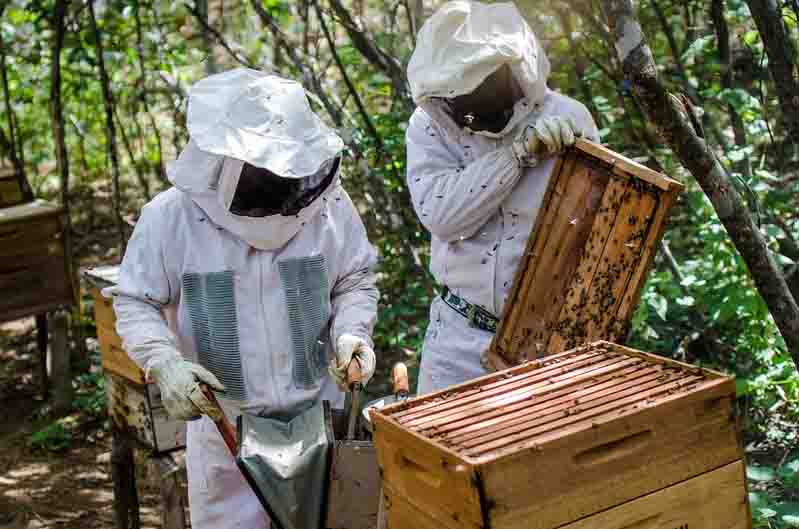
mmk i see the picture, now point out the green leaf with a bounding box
[649,294,668,321]
[676,296,695,307]
[736,379,752,396]
[747,465,778,482]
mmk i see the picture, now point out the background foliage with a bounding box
[2,0,798,524]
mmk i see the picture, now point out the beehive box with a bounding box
[0,200,75,322]
[372,342,750,529]
[83,265,186,453]
[484,140,684,371]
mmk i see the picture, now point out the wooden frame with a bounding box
[485,140,684,371]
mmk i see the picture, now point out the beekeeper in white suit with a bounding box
[111,68,378,529]
[406,1,599,394]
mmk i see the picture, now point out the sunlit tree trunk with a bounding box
[596,0,799,367]
[88,0,125,252]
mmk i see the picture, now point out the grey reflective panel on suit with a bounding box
[278,255,331,389]
[182,271,247,400]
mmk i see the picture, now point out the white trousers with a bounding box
[417,296,494,395]
[185,417,270,529]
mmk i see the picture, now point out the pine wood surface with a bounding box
[373,342,746,529]
[90,286,147,385]
[486,140,684,369]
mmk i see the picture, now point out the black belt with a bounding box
[441,287,498,333]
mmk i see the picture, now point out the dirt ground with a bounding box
[0,318,167,529]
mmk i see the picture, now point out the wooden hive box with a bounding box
[0,200,75,322]
[484,140,684,371]
[372,342,750,529]
[83,265,186,453]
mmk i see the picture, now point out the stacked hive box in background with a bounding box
[484,140,684,371]
[372,342,750,529]
[83,265,185,453]
[0,200,75,322]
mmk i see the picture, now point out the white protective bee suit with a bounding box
[111,69,378,529]
[406,2,599,394]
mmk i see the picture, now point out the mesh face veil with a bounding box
[229,157,340,217]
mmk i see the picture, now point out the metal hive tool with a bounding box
[279,255,331,389]
[182,271,247,400]
[383,342,717,462]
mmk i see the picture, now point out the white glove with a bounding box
[147,356,226,421]
[329,333,376,390]
[512,116,582,167]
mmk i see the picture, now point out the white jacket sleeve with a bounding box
[112,201,181,372]
[329,189,379,347]
[406,109,523,243]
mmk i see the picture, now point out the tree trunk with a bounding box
[710,0,752,179]
[745,0,799,147]
[598,0,799,367]
[133,1,167,184]
[50,0,71,233]
[0,8,33,200]
[88,0,126,253]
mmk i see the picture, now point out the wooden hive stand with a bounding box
[484,140,684,371]
[0,194,76,413]
[372,341,751,529]
[82,265,188,529]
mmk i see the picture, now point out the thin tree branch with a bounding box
[185,1,256,69]
[601,0,799,365]
[88,0,125,252]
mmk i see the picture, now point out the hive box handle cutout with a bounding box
[574,429,653,467]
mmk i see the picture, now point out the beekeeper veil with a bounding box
[407,1,551,136]
[167,69,344,250]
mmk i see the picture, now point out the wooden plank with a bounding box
[549,180,658,351]
[91,287,146,385]
[479,380,741,529]
[149,454,187,529]
[615,188,681,335]
[372,413,482,529]
[403,356,641,430]
[393,351,612,423]
[326,441,381,529]
[0,200,63,224]
[424,363,665,439]
[509,156,606,360]
[387,348,603,420]
[575,139,684,192]
[105,374,186,453]
[0,255,73,322]
[49,311,72,417]
[442,367,686,448]
[383,485,467,529]
[492,152,580,362]
[460,374,708,455]
[487,141,684,369]
[0,218,62,258]
[554,461,749,529]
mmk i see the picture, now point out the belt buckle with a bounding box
[466,305,478,329]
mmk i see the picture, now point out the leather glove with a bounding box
[512,116,582,167]
[147,356,226,421]
[329,333,376,391]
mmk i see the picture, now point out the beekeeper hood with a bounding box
[407,1,550,137]
[167,68,345,250]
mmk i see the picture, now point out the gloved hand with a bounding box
[147,356,226,421]
[329,334,376,391]
[512,116,582,167]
